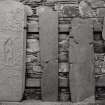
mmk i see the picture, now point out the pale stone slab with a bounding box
[102,17,105,40]
[0,0,32,101]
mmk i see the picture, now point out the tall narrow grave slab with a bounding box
[69,18,95,102]
[39,6,58,101]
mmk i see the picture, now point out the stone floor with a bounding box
[0,96,103,105]
[0,101,102,105]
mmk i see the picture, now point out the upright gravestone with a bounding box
[69,18,95,102]
[39,6,58,101]
[0,0,32,101]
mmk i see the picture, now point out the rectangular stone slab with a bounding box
[39,6,58,101]
[69,18,95,103]
[0,1,26,101]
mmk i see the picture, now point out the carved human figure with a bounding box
[4,38,14,65]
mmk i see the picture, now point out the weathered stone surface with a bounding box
[102,17,105,40]
[89,0,105,8]
[97,8,105,18]
[39,6,58,101]
[0,0,32,101]
[79,0,105,8]
[79,0,96,17]
[69,18,95,103]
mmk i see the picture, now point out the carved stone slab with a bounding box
[0,0,26,101]
[69,18,95,102]
[39,6,58,101]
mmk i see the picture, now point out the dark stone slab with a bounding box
[69,18,95,102]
